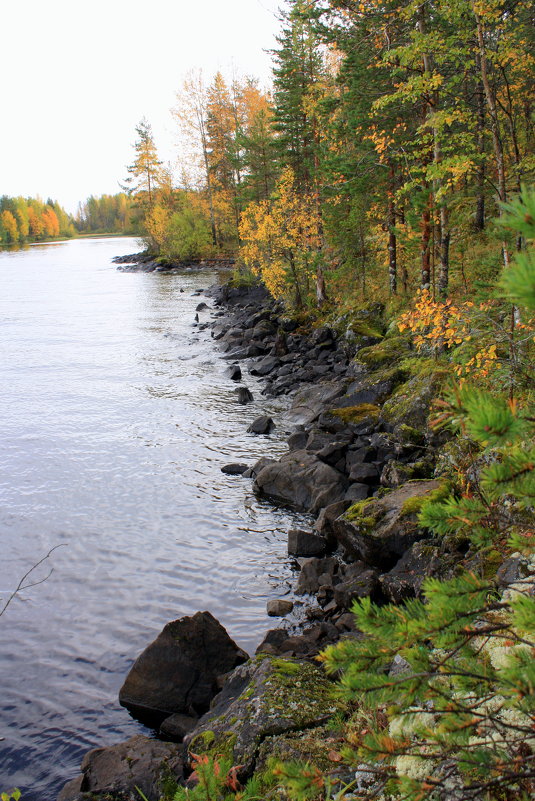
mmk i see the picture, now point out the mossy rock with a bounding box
[400,481,451,517]
[341,364,410,409]
[381,368,448,431]
[332,480,443,567]
[184,655,341,779]
[328,403,380,425]
[356,336,411,368]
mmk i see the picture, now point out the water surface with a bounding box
[0,237,306,798]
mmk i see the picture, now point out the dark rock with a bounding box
[309,326,335,347]
[348,463,381,484]
[248,455,277,478]
[332,480,442,568]
[235,387,254,404]
[280,318,299,333]
[379,541,453,603]
[313,500,351,539]
[221,463,249,475]
[305,429,334,453]
[57,735,184,801]
[247,416,275,435]
[287,430,308,450]
[346,446,376,471]
[196,302,208,311]
[267,599,294,616]
[288,529,327,557]
[333,563,379,608]
[296,557,340,595]
[224,344,267,359]
[273,330,289,356]
[334,612,358,632]
[250,356,281,376]
[380,461,415,488]
[496,556,531,588]
[159,713,198,741]
[118,611,248,723]
[254,450,347,513]
[255,628,290,655]
[226,364,242,381]
[316,440,351,470]
[344,483,369,502]
[252,319,277,339]
[286,381,349,426]
[381,370,446,431]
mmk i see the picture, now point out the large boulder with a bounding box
[332,480,443,568]
[57,735,183,801]
[380,369,447,431]
[254,450,347,513]
[118,612,248,724]
[286,381,350,426]
[184,655,340,778]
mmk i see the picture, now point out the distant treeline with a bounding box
[0,196,75,244]
[74,193,139,235]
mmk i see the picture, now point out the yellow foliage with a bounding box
[239,169,322,304]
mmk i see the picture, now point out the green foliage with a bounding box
[498,186,535,310]
[75,193,138,235]
[164,205,213,261]
[167,753,268,801]
[308,197,535,800]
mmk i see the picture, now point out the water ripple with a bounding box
[0,238,310,800]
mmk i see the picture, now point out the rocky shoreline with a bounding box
[58,274,461,801]
[112,252,236,273]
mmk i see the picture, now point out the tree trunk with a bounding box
[475,70,486,231]
[438,204,450,297]
[289,252,303,308]
[473,5,509,264]
[316,264,327,306]
[388,162,397,295]
[421,201,432,289]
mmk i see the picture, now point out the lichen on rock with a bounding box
[184,654,341,779]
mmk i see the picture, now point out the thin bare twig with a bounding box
[0,544,66,618]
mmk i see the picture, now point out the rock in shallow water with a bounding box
[221,463,248,475]
[267,599,294,616]
[118,611,248,724]
[57,735,183,801]
[247,415,275,434]
[254,449,347,513]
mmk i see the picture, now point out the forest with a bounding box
[126,0,533,310]
[0,194,139,245]
[0,196,76,244]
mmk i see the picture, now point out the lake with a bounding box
[0,237,306,799]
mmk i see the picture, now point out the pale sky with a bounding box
[1,0,283,213]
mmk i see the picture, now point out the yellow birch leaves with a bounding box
[239,169,322,305]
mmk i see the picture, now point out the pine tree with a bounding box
[123,118,162,209]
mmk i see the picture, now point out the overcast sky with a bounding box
[1,0,283,213]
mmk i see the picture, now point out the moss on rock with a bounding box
[381,367,448,430]
[184,655,341,779]
[356,336,411,368]
[329,403,380,425]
